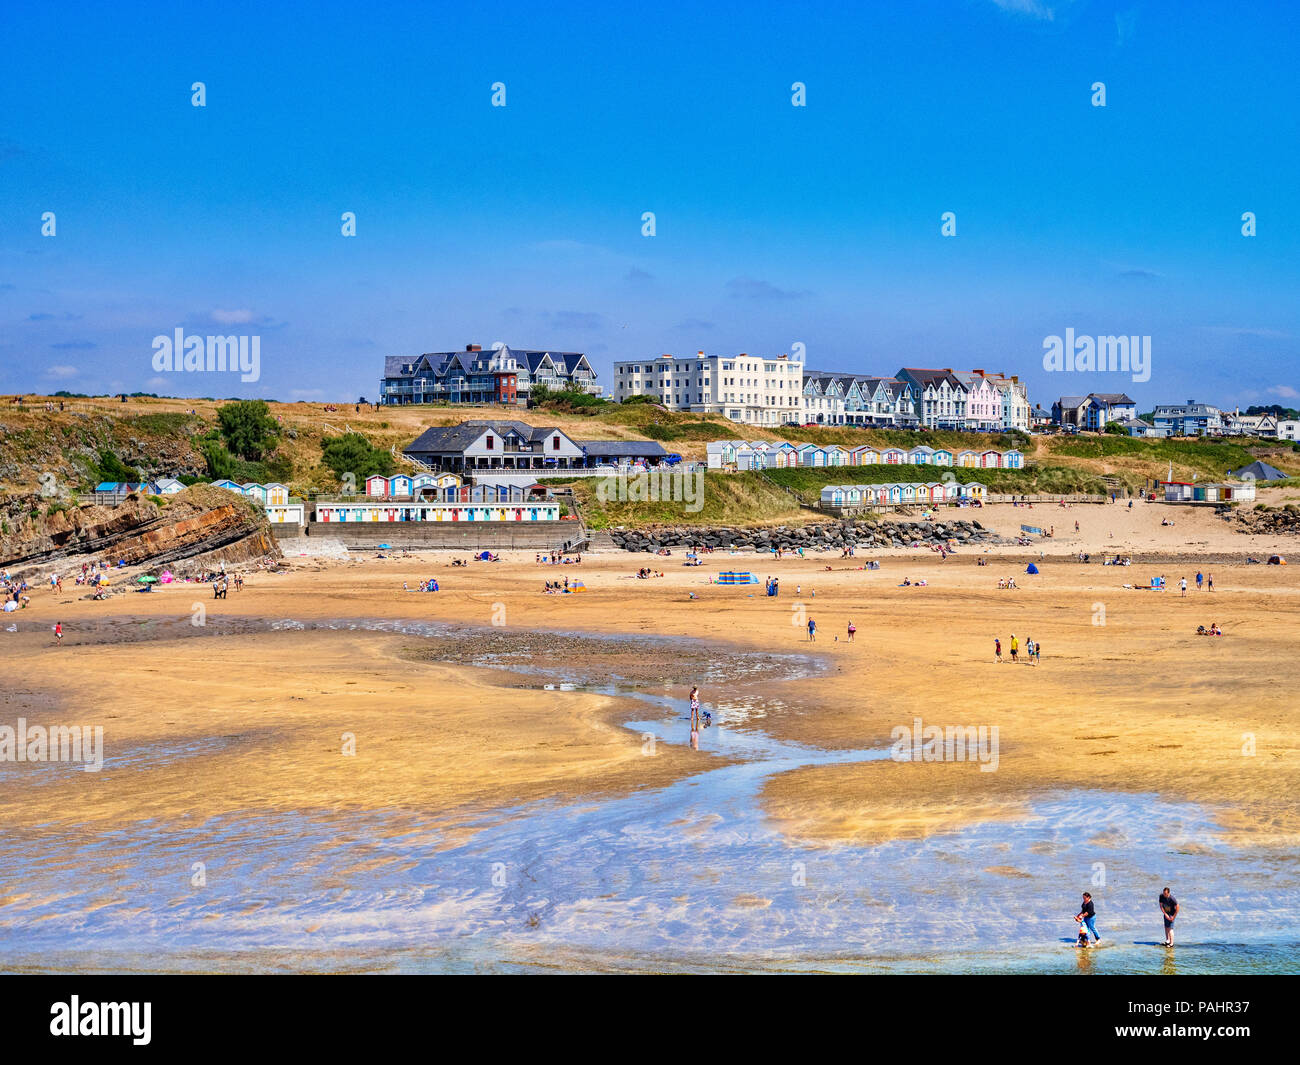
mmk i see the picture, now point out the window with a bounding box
[552,435,560,450]
[485,436,494,450]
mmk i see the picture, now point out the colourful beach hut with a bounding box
[824,445,850,467]
[886,483,905,504]
[212,478,242,493]
[388,474,413,497]
[263,482,290,505]
[908,446,935,466]
[798,445,826,467]
[931,449,953,467]
[956,450,979,468]
[365,475,389,497]
[241,483,268,504]
[979,449,1002,469]
[1003,449,1024,469]
[881,447,906,465]
[850,445,879,466]
[962,482,987,501]
[923,482,944,503]
[940,480,961,501]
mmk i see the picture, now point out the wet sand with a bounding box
[3,499,1298,850]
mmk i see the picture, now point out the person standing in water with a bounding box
[1159,887,1179,946]
[689,686,701,732]
[1076,891,1100,945]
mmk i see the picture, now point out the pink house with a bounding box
[957,372,1004,431]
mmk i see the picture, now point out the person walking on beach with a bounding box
[1196,571,1203,591]
[1207,573,1213,591]
[847,620,856,643]
[1180,577,1187,597]
[1076,891,1100,945]
[994,637,1002,663]
[53,621,63,645]
[1159,887,1179,946]
[807,617,816,642]
[1009,634,1019,662]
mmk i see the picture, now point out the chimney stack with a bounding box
[466,344,482,352]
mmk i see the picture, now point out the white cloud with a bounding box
[990,0,1058,20]
[46,364,78,378]
[1268,385,1300,400]
[211,308,256,325]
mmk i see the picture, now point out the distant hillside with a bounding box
[2,393,1297,511]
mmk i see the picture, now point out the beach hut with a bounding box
[899,483,918,504]
[824,445,850,467]
[820,485,849,507]
[1223,480,1256,503]
[1161,481,1194,502]
[798,444,826,467]
[366,475,389,497]
[885,483,904,505]
[962,482,987,501]
[979,449,1002,469]
[241,483,268,504]
[734,443,756,470]
[212,478,242,493]
[850,445,878,466]
[881,447,906,465]
[706,442,731,470]
[388,474,413,497]
[1193,483,1221,503]
[931,449,953,467]
[263,482,290,505]
[155,477,185,494]
[772,442,799,468]
[434,472,461,490]
[1003,449,1024,469]
[908,446,935,466]
[940,480,961,501]
[923,482,944,504]
[956,450,978,468]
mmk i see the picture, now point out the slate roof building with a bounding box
[381,344,599,406]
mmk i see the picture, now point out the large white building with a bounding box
[612,352,804,426]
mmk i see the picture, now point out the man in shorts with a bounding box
[1159,887,1179,946]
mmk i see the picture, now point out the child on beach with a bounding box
[807,618,816,642]
[689,686,701,731]
[54,622,63,645]
[847,621,856,642]
[994,637,1002,662]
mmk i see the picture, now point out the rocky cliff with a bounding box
[0,484,281,574]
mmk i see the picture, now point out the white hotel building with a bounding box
[612,352,804,427]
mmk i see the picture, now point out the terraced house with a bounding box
[896,368,969,430]
[381,344,599,406]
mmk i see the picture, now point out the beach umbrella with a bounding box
[136,575,158,583]
[378,543,391,550]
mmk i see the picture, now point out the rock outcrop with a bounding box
[1,484,280,575]
[608,518,1000,552]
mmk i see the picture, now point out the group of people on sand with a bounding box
[1195,622,1223,636]
[897,577,928,587]
[1072,887,1181,949]
[994,633,1040,664]
[536,553,581,565]
[543,577,575,593]
[996,576,1018,589]
[635,567,664,579]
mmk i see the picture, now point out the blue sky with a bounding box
[2,0,1298,409]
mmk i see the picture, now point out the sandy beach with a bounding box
[2,499,1298,971]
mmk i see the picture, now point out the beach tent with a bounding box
[717,571,759,585]
[1026,563,1040,574]
[476,551,493,560]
